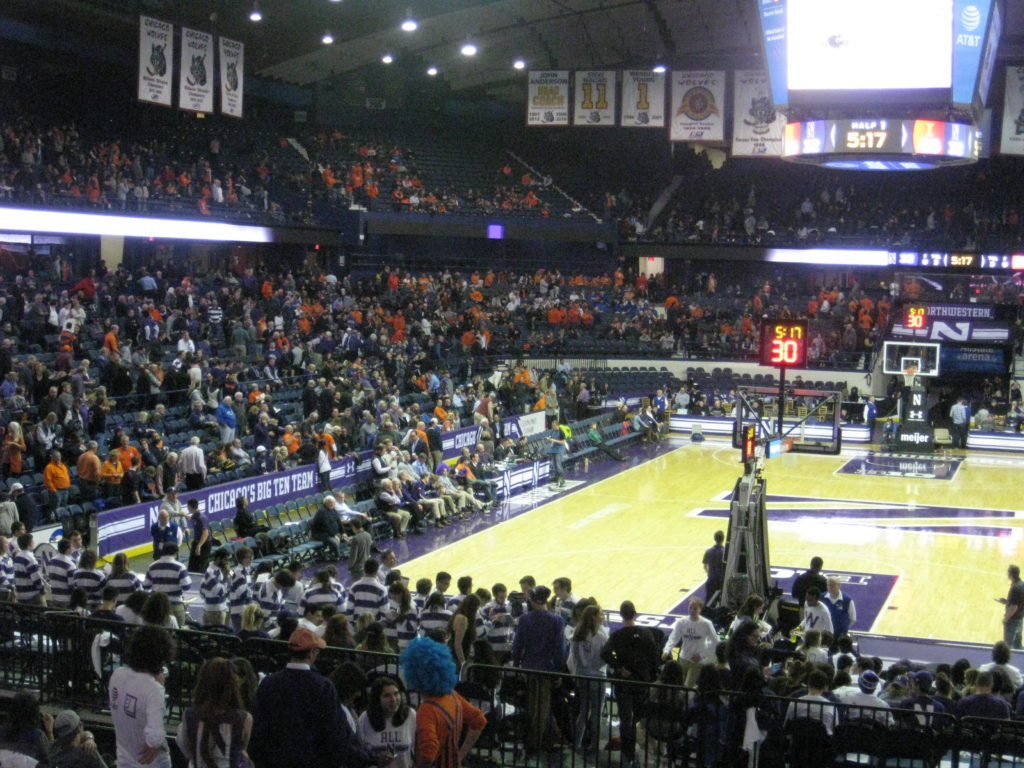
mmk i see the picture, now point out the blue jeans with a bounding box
[1005,618,1022,649]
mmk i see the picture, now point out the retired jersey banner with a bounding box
[138,16,173,106]
[219,36,244,118]
[620,70,666,127]
[573,71,616,126]
[527,71,570,126]
[179,27,214,113]
[669,70,725,142]
[731,70,785,157]
[1000,66,1024,156]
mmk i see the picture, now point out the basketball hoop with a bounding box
[902,365,919,389]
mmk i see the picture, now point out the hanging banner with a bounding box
[179,27,214,113]
[219,36,244,118]
[669,70,725,142]
[1000,66,1024,156]
[138,16,173,106]
[527,71,570,126]
[573,71,616,126]
[620,70,666,127]
[731,70,785,157]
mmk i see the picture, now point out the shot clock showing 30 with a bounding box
[759,319,808,368]
[906,306,928,330]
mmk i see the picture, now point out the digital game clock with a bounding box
[759,319,808,368]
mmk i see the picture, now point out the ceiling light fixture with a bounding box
[401,9,418,32]
[322,31,334,44]
[382,54,394,64]
[513,59,526,70]
[426,66,438,76]
[461,42,478,57]
[249,1,262,22]
[652,64,666,73]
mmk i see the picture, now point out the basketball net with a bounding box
[902,366,919,389]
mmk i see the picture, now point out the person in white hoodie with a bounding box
[568,604,608,755]
[662,597,719,687]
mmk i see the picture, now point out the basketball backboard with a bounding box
[882,341,941,377]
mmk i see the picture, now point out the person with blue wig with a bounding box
[400,637,487,768]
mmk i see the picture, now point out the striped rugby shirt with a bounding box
[300,584,349,614]
[256,580,283,619]
[107,571,143,603]
[70,568,108,608]
[482,599,515,653]
[144,556,192,604]
[349,577,388,619]
[228,565,254,617]
[0,553,14,592]
[418,607,452,636]
[13,549,47,601]
[200,565,230,612]
[48,553,77,605]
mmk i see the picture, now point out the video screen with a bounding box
[786,0,953,93]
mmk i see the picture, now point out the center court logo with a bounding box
[961,5,981,31]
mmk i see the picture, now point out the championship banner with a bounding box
[179,27,214,113]
[1000,66,1024,156]
[527,71,570,126]
[731,70,784,157]
[573,71,616,126]
[620,70,666,127]
[669,70,725,142]
[219,36,244,118]
[137,16,173,106]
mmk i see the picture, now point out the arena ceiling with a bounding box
[11,0,1024,99]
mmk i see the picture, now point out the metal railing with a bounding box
[4,604,1024,768]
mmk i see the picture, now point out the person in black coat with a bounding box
[310,496,344,560]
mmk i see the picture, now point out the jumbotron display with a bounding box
[783,118,979,170]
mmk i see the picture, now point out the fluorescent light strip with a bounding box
[766,248,890,266]
[0,208,274,243]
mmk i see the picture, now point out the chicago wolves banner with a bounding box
[527,71,570,126]
[573,71,616,126]
[219,36,244,118]
[179,27,214,113]
[731,70,784,157]
[669,70,725,142]
[138,16,173,106]
[1000,66,1024,156]
[620,70,666,127]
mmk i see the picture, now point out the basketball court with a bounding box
[397,436,1023,651]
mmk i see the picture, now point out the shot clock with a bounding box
[759,319,808,368]
[905,305,927,330]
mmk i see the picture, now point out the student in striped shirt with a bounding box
[482,583,516,662]
[447,575,473,612]
[70,549,108,609]
[143,542,192,627]
[67,530,84,567]
[256,569,295,627]
[199,548,232,627]
[107,552,143,604]
[48,538,77,607]
[0,535,13,601]
[228,547,255,631]
[301,568,349,616]
[387,583,419,652]
[350,559,388,620]
[418,591,452,640]
[412,578,433,614]
[13,533,48,605]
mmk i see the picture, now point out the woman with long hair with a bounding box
[357,676,416,768]
[70,548,107,609]
[322,613,356,649]
[2,420,26,478]
[175,657,252,768]
[727,594,772,641]
[141,591,179,629]
[0,691,53,763]
[231,657,259,712]
[237,604,269,641]
[568,603,608,754]
[108,552,143,604]
[387,582,418,652]
[448,594,481,667]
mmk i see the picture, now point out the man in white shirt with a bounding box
[662,597,719,687]
[109,625,174,768]
[177,436,207,491]
[834,669,892,723]
[786,669,837,735]
[800,587,834,635]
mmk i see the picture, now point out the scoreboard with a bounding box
[889,252,1023,271]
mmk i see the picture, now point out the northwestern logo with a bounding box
[961,5,981,32]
